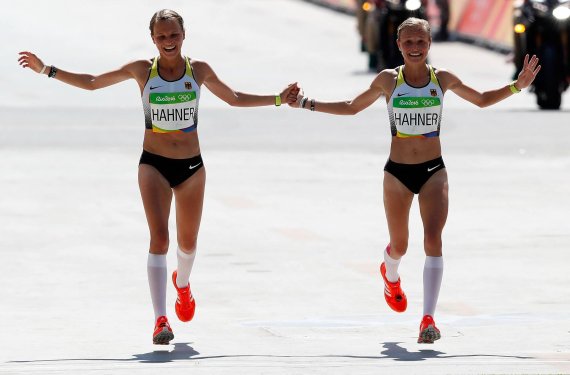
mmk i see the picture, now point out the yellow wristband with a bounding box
[274,94,281,106]
[509,82,521,94]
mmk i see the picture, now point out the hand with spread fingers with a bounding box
[514,54,541,90]
[18,51,46,74]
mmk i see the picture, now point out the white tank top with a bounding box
[387,65,443,138]
[142,56,200,133]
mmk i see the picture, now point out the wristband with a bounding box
[509,81,521,94]
[39,65,47,75]
[300,96,308,109]
[310,98,315,111]
[274,94,281,106]
[48,65,58,78]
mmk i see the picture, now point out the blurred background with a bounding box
[312,0,515,50]
[312,0,570,109]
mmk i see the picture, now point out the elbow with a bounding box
[344,103,360,115]
[471,97,487,108]
[84,77,98,91]
[225,94,240,107]
[476,93,497,108]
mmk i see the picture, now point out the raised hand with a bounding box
[18,51,46,74]
[516,54,541,90]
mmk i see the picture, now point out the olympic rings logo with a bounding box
[422,99,435,106]
[178,94,193,101]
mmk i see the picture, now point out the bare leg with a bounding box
[173,167,206,286]
[383,172,414,260]
[418,169,448,257]
[138,164,173,320]
[381,171,414,312]
[139,164,173,255]
[418,169,448,318]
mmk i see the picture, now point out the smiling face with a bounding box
[151,18,185,58]
[396,22,431,64]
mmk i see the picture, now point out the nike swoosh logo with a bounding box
[397,93,409,97]
[150,86,163,90]
[427,164,441,172]
[189,162,202,170]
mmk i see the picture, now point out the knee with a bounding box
[389,240,408,258]
[423,234,442,255]
[149,231,170,254]
[178,239,197,254]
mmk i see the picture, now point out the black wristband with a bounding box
[310,98,315,112]
[48,65,58,78]
[301,97,308,109]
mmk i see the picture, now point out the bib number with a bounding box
[150,92,197,132]
[392,97,441,138]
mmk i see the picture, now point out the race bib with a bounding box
[150,92,197,132]
[392,97,441,138]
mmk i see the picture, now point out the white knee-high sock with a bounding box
[147,253,167,320]
[176,247,196,288]
[423,256,444,317]
[384,247,401,283]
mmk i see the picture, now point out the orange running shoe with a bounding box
[380,262,407,313]
[153,316,174,345]
[417,315,441,344]
[172,271,196,322]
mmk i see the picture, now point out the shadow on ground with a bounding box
[7,341,533,364]
[379,342,533,362]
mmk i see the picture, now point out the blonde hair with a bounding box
[397,17,431,40]
[149,9,185,35]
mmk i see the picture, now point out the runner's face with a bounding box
[152,19,185,58]
[397,26,431,64]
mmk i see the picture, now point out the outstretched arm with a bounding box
[196,61,298,107]
[290,70,392,115]
[441,54,541,108]
[18,51,144,91]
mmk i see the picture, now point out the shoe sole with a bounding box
[153,330,174,345]
[417,326,441,344]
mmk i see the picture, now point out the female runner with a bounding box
[291,17,540,343]
[19,9,299,345]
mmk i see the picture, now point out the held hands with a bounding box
[515,54,541,90]
[280,82,301,106]
[18,51,46,74]
[288,88,305,108]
